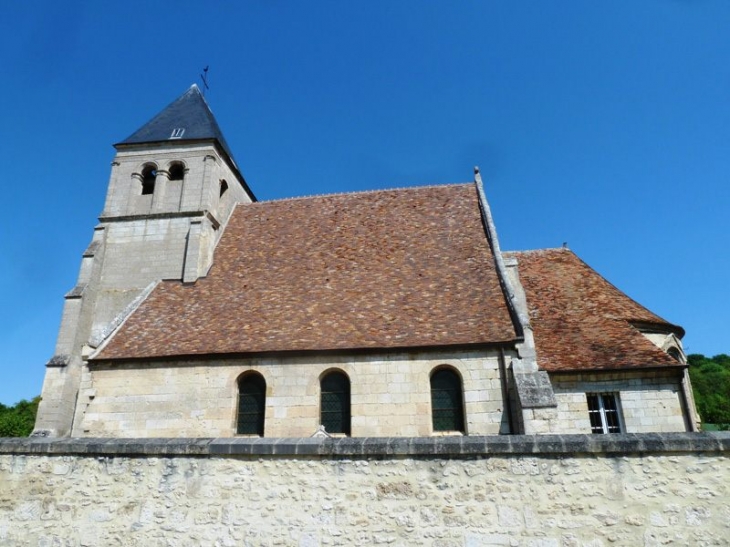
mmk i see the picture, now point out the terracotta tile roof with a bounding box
[507,248,683,372]
[95,184,517,360]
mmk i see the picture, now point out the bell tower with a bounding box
[34,85,255,436]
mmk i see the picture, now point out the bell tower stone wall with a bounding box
[34,140,253,437]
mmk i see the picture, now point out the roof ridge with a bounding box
[253,182,473,205]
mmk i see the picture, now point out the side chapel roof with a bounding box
[94,184,518,360]
[506,248,683,372]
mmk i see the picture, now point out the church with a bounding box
[33,85,698,438]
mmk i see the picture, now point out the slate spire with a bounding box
[117,84,240,174]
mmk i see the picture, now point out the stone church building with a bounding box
[33,85,698,438]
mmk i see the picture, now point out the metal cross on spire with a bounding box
[200,66,210,95]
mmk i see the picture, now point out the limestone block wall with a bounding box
[100,217,191,284]
[103,143,251,220]
[79,349,509,438]
[97,143,253,299]
[0,434,727,546]
[94,142,253,315]
[543,371,687,434]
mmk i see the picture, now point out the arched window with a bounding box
[320,370,351,435]
[219,179,229,198]
[141,165,157,195]
[168,162,185,181]
[430,367,465,433]
[668,347,682,362]
[237,372,266,436]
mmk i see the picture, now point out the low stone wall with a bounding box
[0,433,728,546]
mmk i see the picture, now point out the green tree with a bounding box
[0,396,40,437]
[688,354,730,428]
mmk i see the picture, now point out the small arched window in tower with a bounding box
[141,165,157,195]
[668,347,682,362]
[220,179,229,198]
[168,162,185,181]
[430,367,465,433]
[237,372,266,436]
[320,370,351,435]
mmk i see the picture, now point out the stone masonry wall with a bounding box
[79,349,509,438]
[35,142,253,438]
[549,371,687,434]
[0,434,727,546]
[103,144,251,220]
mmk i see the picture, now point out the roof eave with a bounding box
[543,363,687,374]
[89,339,522,365]
[630,320,685,340]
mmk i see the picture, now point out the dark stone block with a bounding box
[715,431,730,451]
[362,438,390,456]
[483,435,513,455]
[274,438,298,455]
[64,285,86,299]
[461,437,488,455]
[507,435,539,455]
[532,434,564,454]
[245,437,272,455]
[121,442,146,455]
[46,355,70,367]
[562,434,592,454]
[410,437,437,455]
[390,438,412,455]
[187,438,214,454]
[639,433,666,453]
[210,438,248,455]
[209,439,233,455]
[326,438,350,456]
[689,433,721,451]
[431,437,458,456]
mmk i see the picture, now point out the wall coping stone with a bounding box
[0,433,728,458]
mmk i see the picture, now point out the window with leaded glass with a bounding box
[586,393,622,434]
[237,373,266,436]
[430,368,465,433]
[320,371,351,435]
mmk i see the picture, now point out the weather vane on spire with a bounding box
[200,66,210,95]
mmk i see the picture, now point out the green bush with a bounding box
[0,396,40,437]
[688,354,730,427]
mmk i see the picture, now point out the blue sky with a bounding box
[0,1,728,405]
